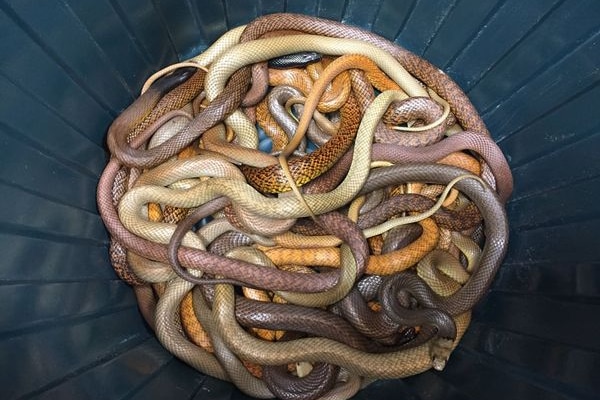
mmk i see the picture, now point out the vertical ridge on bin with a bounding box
[0,308,149,399]
[0,118,102,181]
[1,0,135,111]
[395,0,458,56]
[104,0,159,68]
[483,33,600,140]
[501,84,600,169]
[286,0,318,16]
[0,71,110,153]
[509,133,600,201]
[436,345,588,400]
[446,0,563,90]
[316,0,347,21]
[188,0,228,52]
[149,0,198,60]
[182,0,229,47]
[505,218,600,265]
[461,322,600,397]
[224,0,259,29]
[373,0,416,45]
[512,212,600,235]
[433,1,503,72]
[0,2,598,399]
[340,0,380,31]
[127,358,208,400]
[422,0,499,67]
[493,261,600,297]
[0,11,116,137]
[471,0,600,115]
[112,0,179,68]
[507,176,600,232]
[473,293,600,353]
[0,183,106,241]
[0,281,135,336]
[0,232,113,282]
[30,339,178,400]
[418,0,458,56]
[60,0,151,96]
[461,0,567,92]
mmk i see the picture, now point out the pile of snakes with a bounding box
[97,13,511,400]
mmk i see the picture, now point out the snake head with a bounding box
[152,67,197,95]
[268,51,323,68]
[430,337,454,371]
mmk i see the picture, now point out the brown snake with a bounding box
[240,53,405,194]
[95,13,513,400]
[240,13,489,136]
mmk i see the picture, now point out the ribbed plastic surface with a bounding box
[0,0,598,399]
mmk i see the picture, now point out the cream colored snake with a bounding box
[96,13,512,400]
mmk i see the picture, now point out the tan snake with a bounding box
[95,14,512,400]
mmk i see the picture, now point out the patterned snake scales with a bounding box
[96,13,511,400]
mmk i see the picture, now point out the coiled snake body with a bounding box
[96,12,512,400]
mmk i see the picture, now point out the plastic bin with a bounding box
[1,0,598,399]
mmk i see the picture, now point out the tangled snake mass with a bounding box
[97,13,511,400]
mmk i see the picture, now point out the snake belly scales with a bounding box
[95,12,512,400]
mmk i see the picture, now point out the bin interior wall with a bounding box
[0,0,598,399]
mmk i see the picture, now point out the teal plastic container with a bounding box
[1,1,598,399]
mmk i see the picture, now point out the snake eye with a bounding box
[398,326,417,344]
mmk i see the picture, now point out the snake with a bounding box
[102,86,506,296]
[202,36,429,159]
[251,92,450,194]
[208,50,427,193]
[239,13,489,136]
[333,286,423,346]
[106,71,203,286]
[217,251,339,400]
[167,210,369,308]
[201,123,280,168]
[107,33,426,170]
[277,63,450,149]
[268,51,323,68]
[291,193,481,238]
[205,241,454,396]
[236,12,507,192]
[262,85,322,152]
[108,29,510,199]
[258,173,479,274]
[260,217,439,276]
[381,223,424,254]
[181,253,412,398]
[116,90,436,232]
[144,195,460,374]
[269,61,352,114]
[112,92,506,290]
[240,88,360,194]
[95,15,512,398]
[143,14,494,158]
[301,132,512,203]
[210,279,471,378]
[118,161,505,296]
[128,157,472,256]
[255,95,298,153]
[358,165,508,316]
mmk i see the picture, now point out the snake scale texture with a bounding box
[96,12,511,400]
